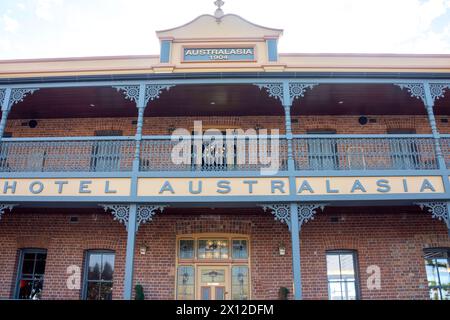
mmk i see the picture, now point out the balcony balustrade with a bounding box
[293,135,438,171]
[0,135,444,173]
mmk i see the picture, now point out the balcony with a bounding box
[0,134,444,174]
[293,135,438,171]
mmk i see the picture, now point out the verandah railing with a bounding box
[0,137,136,172]
[293,134,438,171]
[0,134,443,172]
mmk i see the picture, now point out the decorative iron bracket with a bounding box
[0,204,17,220]
[395,83,426,104]
[255,83,284,102]
[0,89,5,106]
[1,88,39,111]
[415,202,450,231]
[255,83,317,105]
[261,203,326,231]
[288,83,318,104]
[429,83,450,102]
[101,204,167,232]
[297,203,327,228]
[137,205,167,231]
[114,84,174,106]
[261,204,291,227]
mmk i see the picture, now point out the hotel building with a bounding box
[0,6,450,300]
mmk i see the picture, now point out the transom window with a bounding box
[179,237,248,261]
[424,248,450,300]
[177,234,250,301]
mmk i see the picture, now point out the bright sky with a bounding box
[0,0,449,60]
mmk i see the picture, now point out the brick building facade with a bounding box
[1,207,449,300]
[1,9,450,301]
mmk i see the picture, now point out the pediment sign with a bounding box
[155,14,283,66]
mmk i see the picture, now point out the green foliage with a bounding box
[135,284,145,300]
[278,286,290,300]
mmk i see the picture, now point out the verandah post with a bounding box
[423,82,447,170]
[290,202,302,300]
[282,81,303,300]
[124,204,138,300]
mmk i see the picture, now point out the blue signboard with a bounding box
[183,47,255,62]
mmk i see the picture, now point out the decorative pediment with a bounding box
[156,14,283,41]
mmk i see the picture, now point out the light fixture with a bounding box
[210,101,216,105]
[338,101,344,105]
[89,104,96,107]
[139,244,148,255]
[28,120,38,128]
[278,242,286,256]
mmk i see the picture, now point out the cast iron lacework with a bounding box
[256,84,284,102]
[0,89,5,105]
[101,204,130,228]
[261,204,291,227]
[8,88,39,109]
[101,204,167,231]
[429,83,450,101]
[114,86,140,103]
[289,83,318,104]
[395,83,426,103]
[114,85,174,105]
[415,202,450,226]
[0,204,17,220]
[298,204,326,227]
[261,203,327,230]
[145,84,174,103]
[137,205,167,231]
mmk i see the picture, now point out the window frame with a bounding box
[325,250,361,300]
[14,248,48,300]
[423,248,450,300]
[82,249,116,300]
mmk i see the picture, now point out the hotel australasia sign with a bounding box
[0,176,444,198]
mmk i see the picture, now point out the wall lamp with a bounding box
[278,242,286,256]
[139,244,148,255]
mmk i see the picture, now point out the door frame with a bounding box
[175,233,251,300]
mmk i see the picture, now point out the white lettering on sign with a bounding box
[185,48,254,56]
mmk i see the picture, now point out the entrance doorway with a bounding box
[198,266,229,300]
[176,234,250,300]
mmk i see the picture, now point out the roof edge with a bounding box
[156,13,283,36]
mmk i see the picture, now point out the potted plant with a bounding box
[278,286,289,300]
[135,284,145,300]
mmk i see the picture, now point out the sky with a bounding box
[0,0,449,60]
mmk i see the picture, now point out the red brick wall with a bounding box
[7,115,450,137]
[0,208,127,300]
[0,206,449,300]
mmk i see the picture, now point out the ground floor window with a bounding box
[326,250,359,300]
[424,248,450,300]
[15,249,47,300]
[83,250,115,300]
[176,234,250,300]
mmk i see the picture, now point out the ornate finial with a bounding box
[214,0,225,20]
